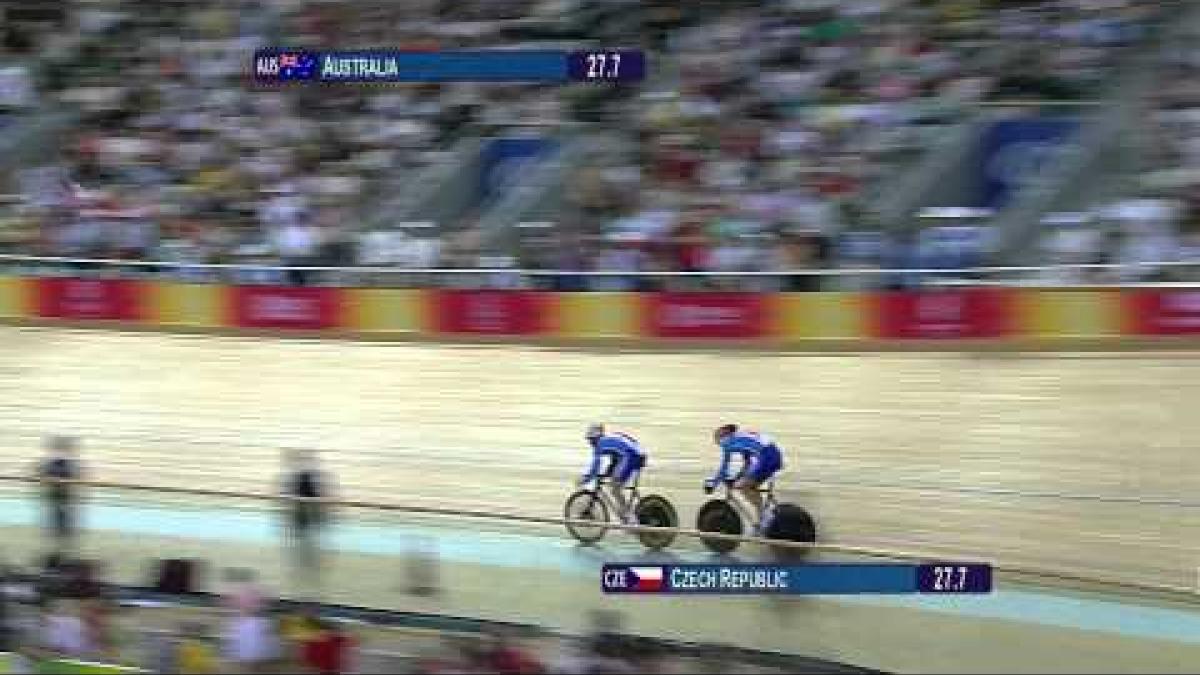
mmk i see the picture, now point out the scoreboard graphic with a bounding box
[253,49,646,84]
[602,564,994,595]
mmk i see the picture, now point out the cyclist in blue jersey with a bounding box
[704,424,784,533]
[579,423,647,524]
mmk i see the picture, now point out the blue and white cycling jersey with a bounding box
[710,431,784,484]
[583,432,646,483]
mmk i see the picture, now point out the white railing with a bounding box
[0,253,1197,279]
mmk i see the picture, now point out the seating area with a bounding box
[1037,9,1200,285]
[0,0,568,273]
[0,558,818,674]
[0,0,1179,290]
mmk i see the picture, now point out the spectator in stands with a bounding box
[481,627,544,675]
[40,598,92,659]
[670,215,711,274]
[0,565,13,652]
[222,603,280,674]
[221,567,267,617]
[299,617,357,675]
[591,236,648,291]
[419,633,482,675]
[80,594,118,662]
[175,622,220,675]
[773,231,824,292]
[1175,187,1200,279]
[35,436,83,552]
[1098,194,1182,282]
[0,59,35,114]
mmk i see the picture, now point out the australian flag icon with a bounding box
[278,51,318,81]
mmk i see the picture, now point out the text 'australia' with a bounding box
[321,56,400,79]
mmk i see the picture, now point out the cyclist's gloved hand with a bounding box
[703,479,716,494]
[578,475,590,487]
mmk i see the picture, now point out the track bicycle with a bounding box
[563,473,679,551]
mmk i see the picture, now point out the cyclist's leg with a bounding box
[609,454,641,523]
[735,450,781,530]
[733,475,765,523]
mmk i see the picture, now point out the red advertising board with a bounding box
[434,290,553,335]
[874,288,1013,339]
[229,286,344,330]
[642,292,768,339]
[1125,288,1200,335]
[35,278,145,321]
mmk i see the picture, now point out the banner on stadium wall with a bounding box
[977,116,1078,208]
[775,292,868,341]
[0,276,23,318]
[1017,288,1122,338]
[34,278,146,321]
[557,292,638,339]
[152,282,222,327]
[478,137,556,205]
[874,288,1014,339]
[642,292,769,339]
[434,289,554,335]
[227,286,344,330]
[1124,288,1200,335]
[351,288,427,333]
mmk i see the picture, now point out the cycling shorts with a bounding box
[744,445,782,483]
[607,453,646,483]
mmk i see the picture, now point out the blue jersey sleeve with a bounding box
[711,443,735,483]
[582,448,605,481]
[584,435,646,482]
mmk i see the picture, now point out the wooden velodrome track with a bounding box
[0,325,1196,589]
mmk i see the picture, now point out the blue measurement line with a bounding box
[0,498,1197,645]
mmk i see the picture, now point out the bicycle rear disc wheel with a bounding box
[633,494,679,551]
[696,499,742,554]
[564,490,610,544]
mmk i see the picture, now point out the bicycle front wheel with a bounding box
[696,499,743,554]
[564,489,610,544]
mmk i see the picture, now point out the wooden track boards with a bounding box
[0,327,1195,587]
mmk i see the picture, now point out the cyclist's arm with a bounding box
[581,449,605,482]
[710,446,735,484]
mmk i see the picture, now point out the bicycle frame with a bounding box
[584,473,642,519]
[717,476,777,526]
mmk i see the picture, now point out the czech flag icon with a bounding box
[630,567,664,592]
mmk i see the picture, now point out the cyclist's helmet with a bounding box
[585,423,605,443]
[714,424,738,444]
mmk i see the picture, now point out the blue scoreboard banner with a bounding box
[602,563,993,595]
[479,137,557,205]
[253,49,645,84]
[975,116,1079,209]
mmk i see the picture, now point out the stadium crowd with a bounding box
[562,0,1155,284]
[0,0,1189,290]
[2,0,1190,289]
[1,0,567,274]
[1038,8,1200,285]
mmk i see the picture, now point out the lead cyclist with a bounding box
[704,424,784,534]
